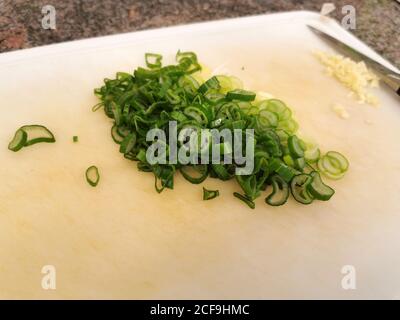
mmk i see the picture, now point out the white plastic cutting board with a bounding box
[0,11,399,299]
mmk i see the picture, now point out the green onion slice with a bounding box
[257,110,278,128]
[203,187,219,200]
[20,125,56,146]
[176,50,198,63]
[117,126,131,137]
[275,129,290,145]
[265,175,289,206]
[318,156,342,175]
[269,158,297,182]
[259,99,292,121]
[8,125,55,151]
[145,53,162,69]
[288,135,304,158]
[184,106,210,125]
[86,166,100,187]
[154,165,175,193]
[111,124,125,144]
[8,129,27,152]
[198,76,220,94]
[307,171,335,201]
[233,192,255,209]
[317,151,348,180]
[226,89,256,102]
[304,145,320,163]
[119,133,137,154]
[326,151,349,171]
[317,158,346,180]
[294,157,306,170]
[290,174,314,204]
[283,154,295,167]
[277,119,299,134]
[215,75,232,94]
[204,92,225,104]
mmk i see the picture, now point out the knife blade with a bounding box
[308,24,400,96]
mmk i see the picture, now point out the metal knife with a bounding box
[308,25,400,96]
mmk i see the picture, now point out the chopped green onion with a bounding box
[326,151,349,171]
[288,135,304,158]
[8,125,55,152]
[307,171,335,201]
[283,154,295,167]
[226,89,256,102]
[111,124,124,144]
[294,157,306,170]
[92,51,348,209]
[290,174,314,204]
[276,129,290,145]
[198,76,220,94]
[20,125,56,146]
[8,129,27,152]
[265,175,289,206]
[277,119,299,134]
[215,75,232,94]
[117,126,130,138]
[119,133,136,154]
[204,92,225,104]
[176,50,198,63]
[269,158,297,182]
[233,192,255,209]
[92,102,103,112]
[86,166,100,187]
[258,110,278,128]
[304,145,320,163]
[317,151,348,180]
[203,187,219,200]
[319,156,341,174]
[73,136,79,143]
[145,53,162,69]
[259,99,292,121]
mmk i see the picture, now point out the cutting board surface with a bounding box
[1,12,400,299]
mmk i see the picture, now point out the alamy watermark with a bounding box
[145,121,254,175]
[41,5,56,30]
[41,265,56,290]
[321,3,356,30]
[341,264,356,290]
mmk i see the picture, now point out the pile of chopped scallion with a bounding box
[92,51,348,208]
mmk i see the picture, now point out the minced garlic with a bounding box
[314,50,380,106]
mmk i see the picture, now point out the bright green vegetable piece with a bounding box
[203,187,219,200]
[20,125,56,146]
[290,174,314,204]
[308,171,335,201]
[86,166,100,187]
[8,129,27,152]
[265,175,289,206]
[226,89,256,102]
[288,135,304,158]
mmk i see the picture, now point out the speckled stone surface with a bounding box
[1,0,399,67]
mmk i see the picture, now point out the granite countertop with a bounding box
[1,0,399,68]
